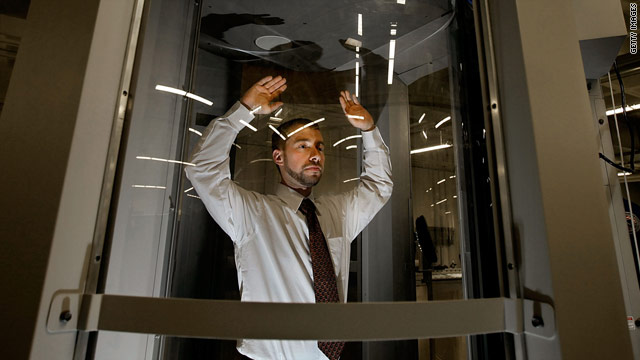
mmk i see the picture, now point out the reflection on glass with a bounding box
[155,84,214,106]
[286,117,325,137]
[136,155,195,166]
[333,135,362,147]
[94,0,492,358]
[411,144,453,154]
[132,185,166,189]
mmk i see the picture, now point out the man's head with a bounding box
[272,118,325,189]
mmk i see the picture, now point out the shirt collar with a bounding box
[275,183,319,214]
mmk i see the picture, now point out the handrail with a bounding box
[47,292,554,340]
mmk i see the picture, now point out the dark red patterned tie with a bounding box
[299,198,345,360]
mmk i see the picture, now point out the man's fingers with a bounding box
[255,85,270,94]
[352,95,360,105]
[339,96,348,113]
[344,90,353,103]
[264,75,283,90]
[268,77,287,93]
[257,76,273,86]
[273,84,287,97]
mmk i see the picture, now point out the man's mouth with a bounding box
[304,166,322,172]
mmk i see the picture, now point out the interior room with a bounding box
[1,0,638,359]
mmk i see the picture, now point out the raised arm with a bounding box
[338,91,393,240]
[185,76,287,240]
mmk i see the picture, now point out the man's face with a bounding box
[275,127,325,188]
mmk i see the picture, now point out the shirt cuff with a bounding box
[361,126,385,150]
[223,101,256,132]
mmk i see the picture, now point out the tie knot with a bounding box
[299,198,316,216]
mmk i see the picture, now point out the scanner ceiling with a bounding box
[199,0,452,79]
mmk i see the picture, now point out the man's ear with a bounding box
[273,149,284,167]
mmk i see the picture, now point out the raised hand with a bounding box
[240,75,287,114]
[339,90,375,131]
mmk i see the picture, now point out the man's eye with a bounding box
[318,147,324,152]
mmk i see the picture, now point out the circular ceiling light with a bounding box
[255,35,291,50]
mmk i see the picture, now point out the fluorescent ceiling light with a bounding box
[136,156,194,166]
[358,14,363,36]
[269,124,286,141]
[274,108,283,117]
[453,195,457,198]
[343,177,360,183]
[436,198,447,205]
[333,134,362,147]
[155,85,213,106]
[233,143,242,149]
[269,117,283,122]
[185,92,213,106]
[387,39,396,85]
[449,175,456,179]
[355,62,360,97]
[435,116,451,129]
[239,120,257,132]
[347,114,364,120]
[346,145,357,150]
[618,172,632,176]
[132,185,166,189]
[422,130,427,139]
[437,179,446,184]
[184,187,193,193]
[287,118,325,137]
[249,105,262,114]
[606,104,640,116]
[390,29,397,35]
[388,39,396,59]
[346,37,362,47]
[189,128,202,136]
[410,144,452,154]
[418,113,426,123]
[397,0,406,4]
[155,85,186,96]
[186,193,201,199]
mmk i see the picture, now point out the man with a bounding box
[185,75,393,360]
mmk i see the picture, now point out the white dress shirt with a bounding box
[185,101,393,360]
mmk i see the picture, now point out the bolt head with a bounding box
[531,315,544,328]
[60,311,72,322]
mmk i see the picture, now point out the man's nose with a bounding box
[309,148,321,162]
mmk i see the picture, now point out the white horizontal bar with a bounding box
[52,293,521,340]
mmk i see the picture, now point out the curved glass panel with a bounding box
[93,0,505,359]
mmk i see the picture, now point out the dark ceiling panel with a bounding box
[199,0,450,72]
[0,0,31,19]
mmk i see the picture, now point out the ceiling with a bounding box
[199,0,451,79]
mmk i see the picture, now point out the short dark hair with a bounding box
[271,118,320,152]
[271,118,321,176]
